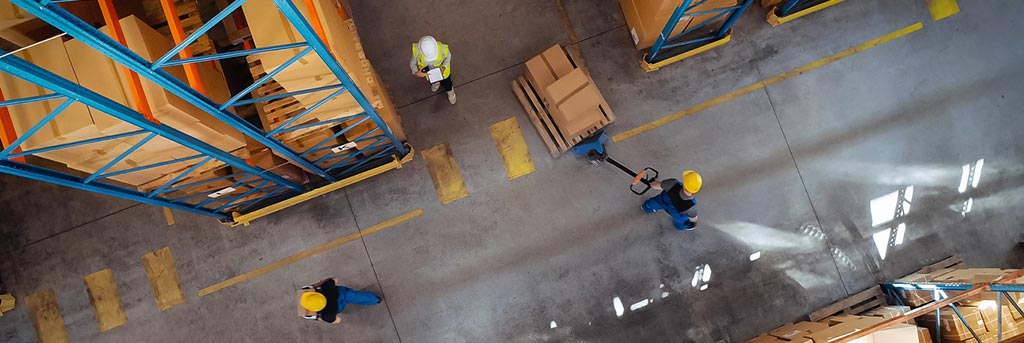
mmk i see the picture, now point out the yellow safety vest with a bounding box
[412,42,451,80]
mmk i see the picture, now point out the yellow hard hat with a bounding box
[300,291,327,312]
[681,170,702,194]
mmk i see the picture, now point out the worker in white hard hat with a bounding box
[642,170,702,230]
[297,277,380,324]
[410,36,456,104]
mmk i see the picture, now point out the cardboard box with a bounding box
[863,306,911,319]
[618,0,738,49]
[917,327,933,343]
[249,148,308,185]
[769,322,828,340]
[748,334,809,343]
[805,317,885,343]
[525,45,575,95]
[916,306,987,341]
[976,302,1018,334]
[241,0,377,120]
[282,128,344,164]
[544,69,606,137]
[846,323,921,343]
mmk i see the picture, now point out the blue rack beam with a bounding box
[0,49,301,219]
[12,0,408,185]
[644,0,754,67]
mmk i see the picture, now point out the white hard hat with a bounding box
[418,36,438,61]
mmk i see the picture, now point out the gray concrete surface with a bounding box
[2,0,1023,342]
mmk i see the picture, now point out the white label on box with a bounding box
[208,187,236,198]
[427,68,443,83]
[630,28,639,46]
[331,142,358,154]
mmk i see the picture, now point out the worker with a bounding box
[410,36,456,104]
[297,277,381,324]
[641,170,702,230]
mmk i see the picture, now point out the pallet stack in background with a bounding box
[746,258,1024,343]
[618,0,740,49]
[0,0,407,211]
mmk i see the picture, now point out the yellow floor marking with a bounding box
[163,207,175,226]
[612,22,924,143]
[199,209,424,297]
[83,269,128,332]
[490,117,536,180]
[141,247,186,311]
[925,0,959,21]
[26,289,69,343]
[422,143,469,205]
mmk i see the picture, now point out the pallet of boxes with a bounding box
[746,257,1024,343]
[511,45,615,157]
[240,0,406,171]
[0,13,278,211]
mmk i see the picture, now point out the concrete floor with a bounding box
[2,0,1023,342]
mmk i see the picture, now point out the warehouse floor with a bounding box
[2,0,1023,342]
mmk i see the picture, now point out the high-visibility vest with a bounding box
[412,41,451,80]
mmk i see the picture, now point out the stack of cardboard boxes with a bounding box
[747,316,928,343]
[514,45,615,156]
[240,0,406,164]
[747,268,1024,343]
[619,0,739,49]
[0,15,246,187]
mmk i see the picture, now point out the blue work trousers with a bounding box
[642,192,692,230]
[337,287,381,312]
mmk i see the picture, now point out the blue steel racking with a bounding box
[643,0,754,71]
[878,277,1024,343]
[0,0,410,224]
[766,0,846,26]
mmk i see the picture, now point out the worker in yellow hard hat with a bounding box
[410,35,456,104]
[641,170,702,230]
[297,277,381,324]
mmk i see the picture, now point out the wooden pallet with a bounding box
[140,0,214,56]
[511,76,613,157]
[808,286,888,322]
[912,256,966,275]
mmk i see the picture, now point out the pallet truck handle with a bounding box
[629,167,658,195]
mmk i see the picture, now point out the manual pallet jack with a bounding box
[571,130,659,195]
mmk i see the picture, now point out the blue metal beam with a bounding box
[0,46,303,192]
[10,0,338,181]
[160,42,309,67]
[271,0,407,157]
[0,160,231,220]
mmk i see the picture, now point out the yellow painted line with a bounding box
[925,0,959,21]
[489,117,536,180]
[163,207,175,226]
[83,269,128,332]
[612,22,924,143]
[199,209,424,297]
[230,149,414,226]
[26,289,69,343]
[142,247,186,311]
[422,143,469,205]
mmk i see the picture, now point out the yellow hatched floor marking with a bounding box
[925,0,959,21]
[199,209,424,297]
[83,268,128,332]
[142,247,186,311]
[26,289,69,343]
[612,22,924,143]
[489,117,536,180]
[422,143,470,205]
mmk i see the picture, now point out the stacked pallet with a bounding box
[619,0,739,49]
[512,45,615,157]
[139,0,215,56]
[241,0,406,168]
[746,258,1024,343]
